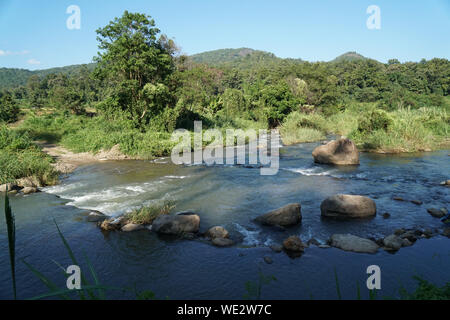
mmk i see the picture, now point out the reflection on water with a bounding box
[1,141,449,299]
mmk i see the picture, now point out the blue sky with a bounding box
[0,0,449,70]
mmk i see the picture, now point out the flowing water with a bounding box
[1,141,449,299]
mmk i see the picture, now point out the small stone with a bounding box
[393,197,404,201]
[22,187,38,195]
[283,236,306,252]
[442,228,450,238]
[411,200,423,205]
[402,239,413,247]
[182,233,197,240]
[382,213,391,219]
[307,238,321,246]
[383,234,403,251]
[86,212,107,223]
[121,223,145,232]
[427,208,445,218]
[263,256,273,264]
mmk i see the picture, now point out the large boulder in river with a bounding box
[312,138,359,165]
[330,234,379,253]
[321,194,376,219]
[255,203,302,227]
[152,214,200,235]
[206,226,229,239]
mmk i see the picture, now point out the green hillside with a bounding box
[190,48,281,67]
[0,63,96,90]
[332,51,369,63]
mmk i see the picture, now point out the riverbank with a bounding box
[280,103,450,153]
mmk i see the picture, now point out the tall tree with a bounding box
[93,11,175,126]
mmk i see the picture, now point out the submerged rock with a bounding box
[211,237,234,247]
[263,256,273,264]
[383,234,403,251]
[411,200,423,205]
[283,236,307,252]
[307,238,321,246]
[86,211,107,223]
[152,214,200,235]
[320,194,376,219]
[255,203,302,227]
[442,228,450,238]
[269,244,283,253]
[330,234,379,254]
[427,208,446,218]
[440,180,450,186]
[382,213,391,219]
[312,138,359,165]
[206,226,229,239]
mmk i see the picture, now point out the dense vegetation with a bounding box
[0,10,449,184]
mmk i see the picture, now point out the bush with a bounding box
[357,109,393,133]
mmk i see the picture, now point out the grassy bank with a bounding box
[0,125,57,185]
[280,102,449,153]
[15,110,268,160]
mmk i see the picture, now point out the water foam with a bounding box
[233,223,261,246]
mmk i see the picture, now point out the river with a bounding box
[1,141,449,299]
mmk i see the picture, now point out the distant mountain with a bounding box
[332,51,369,63]
[0,63,96,90]
[190,48,280,67]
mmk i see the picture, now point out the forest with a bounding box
[0,11,449,185]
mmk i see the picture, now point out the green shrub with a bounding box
[357,109,393,134]
[0,92,20,123]
[399,277,450,300]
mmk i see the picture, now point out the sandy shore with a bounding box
[36,142,136,174]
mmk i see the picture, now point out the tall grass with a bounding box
[0,126,57,184]
[125,200,176,225]
[279,112,326,145]
[278,103,449,153]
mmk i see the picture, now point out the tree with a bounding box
[93,11,175,127]
[0,91,19,123]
